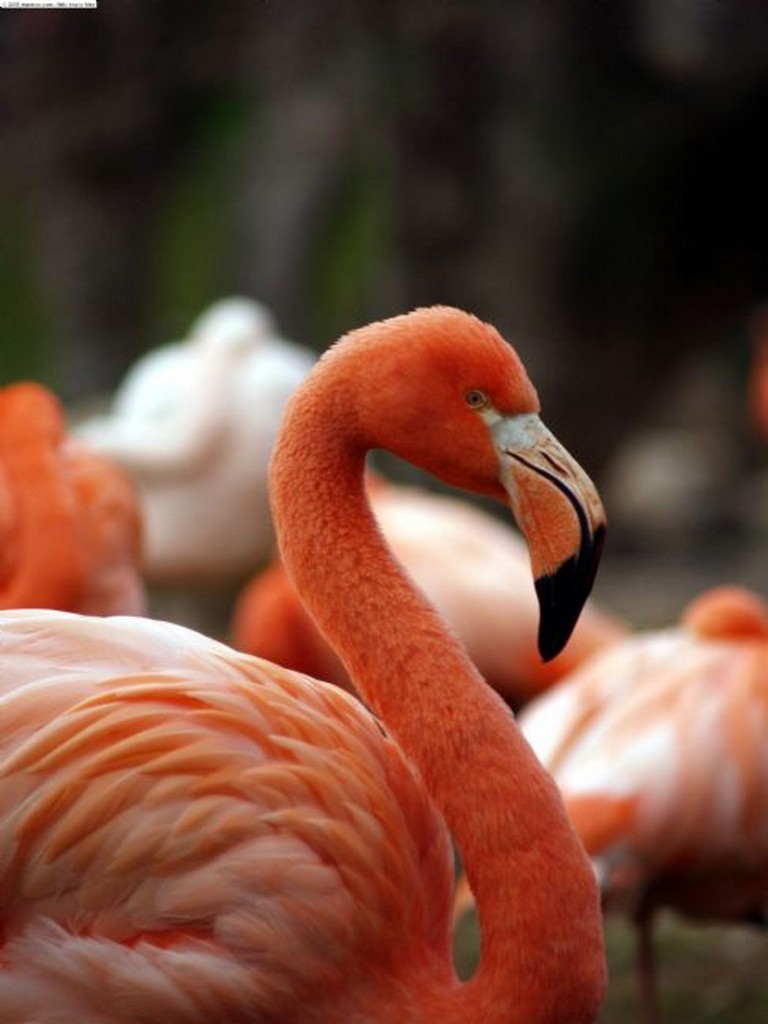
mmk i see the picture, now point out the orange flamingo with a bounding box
[518,584,768,1024]
[0,381,145,616]
[232,478,626,704]
[0,308,606,1023]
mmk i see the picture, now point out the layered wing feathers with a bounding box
[0,610,452,1023]
[520,628,768,898]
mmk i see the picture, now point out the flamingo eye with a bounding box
[465,389,488,409]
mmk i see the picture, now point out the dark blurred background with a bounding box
[1,0,768,620]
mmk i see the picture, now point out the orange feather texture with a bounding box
[0,307,607,1023]
[0,382,145,616]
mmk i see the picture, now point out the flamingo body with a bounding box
[232,481,625,703]
[0,382,145,616]
[0,609,451,1023]
[519,585,768,1022]
[0,308,607,1023]
[75,298,315,585]
[519,585,768,919]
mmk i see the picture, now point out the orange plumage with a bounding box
[519,584,768,1024]
[0,382,145,615]
[0,308,607,1023]
[0,612,450,1021]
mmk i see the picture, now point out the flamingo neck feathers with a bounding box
[270,347,605,1023]
[0,387,83,608]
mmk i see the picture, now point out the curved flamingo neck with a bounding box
[0,399,84,609]
[270,365,605,1023]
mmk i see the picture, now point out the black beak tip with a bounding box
[535,524,606,662]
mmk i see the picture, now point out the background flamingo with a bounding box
[74,297,316,588]
[0,381,145,616]
[0,307,606,1023]
[518,584,768,1024]
[232,477,627,705]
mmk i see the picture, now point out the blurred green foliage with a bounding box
[308,156,392,346]
[0,183,51,386]
[148,91,252,342]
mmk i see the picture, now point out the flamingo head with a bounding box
[0,382,66,448]
[336,306,607,661]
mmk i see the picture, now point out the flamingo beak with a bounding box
[489,412,606,662]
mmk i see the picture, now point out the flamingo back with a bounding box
[519,587,768,918]
[0,609,453,1023]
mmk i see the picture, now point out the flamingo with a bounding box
[231,477,626,705]
[74,297,315,586]
[0,307,607,1023]
[0,381,145,616]
[518,584,768,1024]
